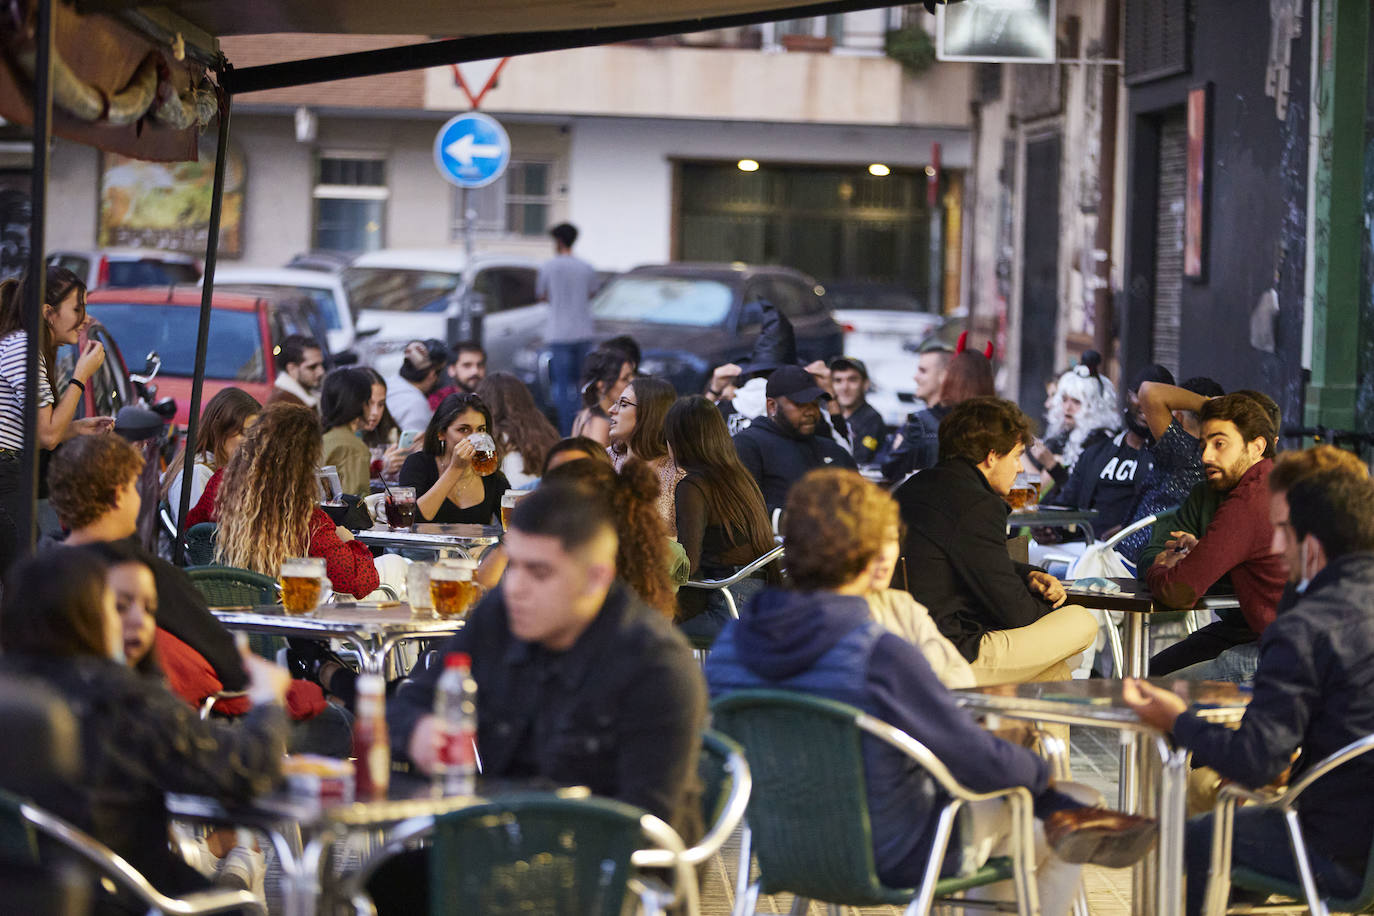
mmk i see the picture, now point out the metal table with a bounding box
[355,522,500,560]
[210,604,463,675]
[956,678,1250,916]
[1007,506,1100,543]
[167,777,588,916]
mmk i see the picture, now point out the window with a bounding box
[470,267,538,314]
[312,153,387,254]
[85,303,266,381]
[451,161,552,239]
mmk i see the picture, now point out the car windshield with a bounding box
[219,284,343,330]
[590,275,735,326]
[84,303,265,381]
[824,287,928,312]
[342,267,461,317]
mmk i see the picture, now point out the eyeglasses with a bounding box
[615,398,637,410]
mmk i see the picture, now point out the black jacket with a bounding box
[733,416,857,514]
[880,406,948,483]
[390,581,708,843]
[894,458,1054,661]
[1174,552,1374,877]
[840,402,886,464]
[0,655,284,898]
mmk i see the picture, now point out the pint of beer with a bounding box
[281,557,327,615]
[500,489,527,530]
[1006,471,1040,511]
[469,432,499,477]
[430,563,480,619]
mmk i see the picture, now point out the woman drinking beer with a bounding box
[400,392,510,525]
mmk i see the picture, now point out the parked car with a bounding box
[513,262,844,403]
[825,281,945,427]
[284,249,355,274]
[341,248,543,378]
[84,287,335,427]
[47,248,202,289]
[53,319,171,425]
[210,266,361,356]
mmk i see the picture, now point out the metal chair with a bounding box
[0,788,265,916]
[680,545,784,654]
[343,791,697,915]
[1203,733,1374,916]
[711,689,1040,916]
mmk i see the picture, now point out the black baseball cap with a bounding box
[829,356,869,380]
[766,365,830,404]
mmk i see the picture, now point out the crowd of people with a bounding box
[0,237,1370,916]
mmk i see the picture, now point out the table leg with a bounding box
[265,826,313,916]
[1119,613,1147,810]
[343,635,385,676]
[1156,743,1189,916]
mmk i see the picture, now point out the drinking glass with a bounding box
[429,563,481,618]
[500,489,528,530]
[1007,471,1038,511]
[280,557,327,616]
[406,561,434,613]
[385,486,417,529]
[469,432,499,477]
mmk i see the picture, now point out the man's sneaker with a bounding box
[1042,808,1159,868]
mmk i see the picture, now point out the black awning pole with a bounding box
[19,0,54,556]
[173,81,232,566]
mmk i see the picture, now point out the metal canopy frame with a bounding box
[21,0,916,563]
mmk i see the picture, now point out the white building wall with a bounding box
[565,116,971,271]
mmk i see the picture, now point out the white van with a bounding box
[210,266,358,357]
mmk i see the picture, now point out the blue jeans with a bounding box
[548,340,592,436]
[1169,642,1260,684]
[1185,808,1361,916]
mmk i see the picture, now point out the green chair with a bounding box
[345,791,696,916]
[711,689,1039,916]
[186,522,218,567]
[1203,733,1374,916]
[0,789,264,916]
[186,565,284,666]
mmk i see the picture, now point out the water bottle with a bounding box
[433,652,478,795]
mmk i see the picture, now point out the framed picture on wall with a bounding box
[1184,83,1210,281]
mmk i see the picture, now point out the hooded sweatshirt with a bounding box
[705,588,1048,886]
[732,417,856,514]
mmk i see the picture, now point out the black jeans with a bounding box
[1150,618,1257,676]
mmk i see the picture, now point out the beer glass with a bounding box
[407,561,434,613]
[429,562,480,618]
[385,486,417,529]
[1007,471,1038,511]
[469,432,498,477]
[280,557,327,615]
[500,489,527,530]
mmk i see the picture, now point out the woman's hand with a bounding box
[381,443,408,477]
[1029,440,1058,471]
[69,416,114,436]
[73,340,105,383]
[335,526,355,543]
[441,435,477,477]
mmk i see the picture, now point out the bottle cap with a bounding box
[445,652,472,669]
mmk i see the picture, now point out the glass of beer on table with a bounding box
[385,486,417,529]
[281,557,328,616]
[500,489,528,530]
[429,561,480,618]
[1007,471,1039,511]
[468,432,499,477]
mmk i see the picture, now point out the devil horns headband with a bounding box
[954,331,994,360]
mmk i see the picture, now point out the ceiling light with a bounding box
[737,159,760,172]
[868,163,891,177]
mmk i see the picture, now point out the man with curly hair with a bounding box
[706,468,1158,913]
[895,397,1098,685]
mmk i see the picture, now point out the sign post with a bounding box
[433,112,511,344]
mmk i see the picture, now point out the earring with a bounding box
[439,439,446,455]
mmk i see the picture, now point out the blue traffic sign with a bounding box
[433,112,511,189]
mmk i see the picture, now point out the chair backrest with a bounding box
[186,565,280,608]
[0,676,80,805]
[427,792,660,916]
[185,522,218,567]
[710,689,911,903]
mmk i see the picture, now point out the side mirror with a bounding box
[130,350,161,385]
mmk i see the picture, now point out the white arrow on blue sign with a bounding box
[433,112,511,189]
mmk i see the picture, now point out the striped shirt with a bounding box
[0,331,54,451]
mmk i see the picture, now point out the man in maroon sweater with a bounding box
[1147,394,1287,674]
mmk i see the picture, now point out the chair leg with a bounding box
[787,896,810,915]
[734,823,754,915]
[738,881,762,916]
[1106,611,1125,679]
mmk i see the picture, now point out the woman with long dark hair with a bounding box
[162,387,260,523]
[0,266,112,571]
[607,375,682,526]
[665,396,779,641]
[359,368,407,482]
[399,392,510,524]
[476,372,560,490]
[320,367,379,497]
[571,346,634,447]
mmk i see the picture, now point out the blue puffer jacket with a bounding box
[706,588,1048,886]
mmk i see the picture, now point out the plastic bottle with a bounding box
[433,652,478,795]
[353,673,390,800]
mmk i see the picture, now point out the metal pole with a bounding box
[19,0,54,555]
[460,187,482,343]
[173,84,232,565]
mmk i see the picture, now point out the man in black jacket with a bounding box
[826,356,886,464]
[1126,465,1374,915]
[733,364,857,514]
[376,482,707,913]
[895,397,1097,685]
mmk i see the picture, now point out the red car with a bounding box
[85,287,333,427]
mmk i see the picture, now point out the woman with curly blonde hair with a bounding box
[208,403,379,599]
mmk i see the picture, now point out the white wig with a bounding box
[1044,365,1121,470]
